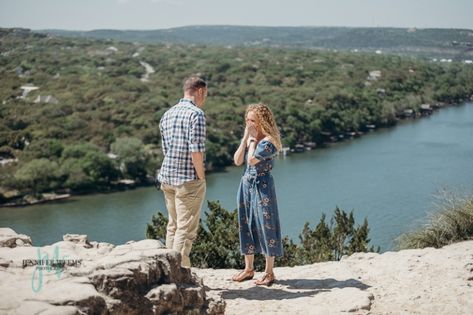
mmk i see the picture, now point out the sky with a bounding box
[0,0,472,31]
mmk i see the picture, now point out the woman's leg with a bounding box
[232,254,255,281]
[245,254,254,271]
[264,256,275,274]
[255,256,275,286]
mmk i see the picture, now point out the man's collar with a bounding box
[179,98,197,106]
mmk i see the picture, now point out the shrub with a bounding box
[146,200,376,269]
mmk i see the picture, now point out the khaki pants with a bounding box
[161,179,206,268]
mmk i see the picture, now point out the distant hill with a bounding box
[1,27,472,202]
[41,26,473,59]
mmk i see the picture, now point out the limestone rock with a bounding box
[0,228,225,314]
[4,225,472,314]
[195,240,473,315]
[0,227,32,248]
[63,233,92,248]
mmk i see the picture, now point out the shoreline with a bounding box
[1,100,472,208]
[0,181,153,208]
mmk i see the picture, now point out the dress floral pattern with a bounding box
[237,139,283,257]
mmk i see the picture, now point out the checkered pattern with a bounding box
[157,99,206,186]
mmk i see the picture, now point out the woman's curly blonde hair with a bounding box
[246,103,282,151]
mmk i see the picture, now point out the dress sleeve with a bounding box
[254,140,277,161]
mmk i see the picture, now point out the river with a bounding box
[1,103,472,251]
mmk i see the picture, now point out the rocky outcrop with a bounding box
[0,228,225,315]
[0,227,32,248]
[196,240,473,315]
[2,226,472,314]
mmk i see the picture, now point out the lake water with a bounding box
[1,103,472,251]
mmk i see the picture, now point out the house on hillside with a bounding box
[19,85,39,99]
[376,88,386,97]
[367,70,382,81]
[420,104,433,116]
[402,109,415,118]
[34,95,59,104]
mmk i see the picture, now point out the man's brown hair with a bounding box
[183,76,207,94]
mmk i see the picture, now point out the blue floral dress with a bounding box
[237,139,283,257]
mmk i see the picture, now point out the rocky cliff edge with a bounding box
[1,227,472,315]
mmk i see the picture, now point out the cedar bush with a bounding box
[146,200,377,269]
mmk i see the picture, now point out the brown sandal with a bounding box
[232,269,255,282]
[255,272,275,286]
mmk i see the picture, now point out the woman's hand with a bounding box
[247,122,258,138]
[243,125,250,142]
[246,136,257,147]
[234,125,253,166]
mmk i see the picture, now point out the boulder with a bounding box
[0,227,32,248]
[0,228,225,314]
[63,233,92,248]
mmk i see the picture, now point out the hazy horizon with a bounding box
[18,24,473,32]
[1,0,472,31]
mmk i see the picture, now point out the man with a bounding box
[157,76,207,268]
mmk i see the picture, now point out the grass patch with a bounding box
[397,192,473,249]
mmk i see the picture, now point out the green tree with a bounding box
[14,158,60,192]
[348,218,371,254]
[81,151,119,184]
[298,214,333,263]
[22,139,64,161]
[191,201,242,268]
[59,143,120,191]
[332,207,355,260]
[111,137,148,180]
[59,158,94,191]
[61,142,103,160]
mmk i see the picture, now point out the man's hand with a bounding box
[191,151,205,180]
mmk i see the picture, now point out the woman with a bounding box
[232,103,283,286]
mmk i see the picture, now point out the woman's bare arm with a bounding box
[234,127,250,166]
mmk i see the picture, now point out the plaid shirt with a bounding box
[157,98,206,186]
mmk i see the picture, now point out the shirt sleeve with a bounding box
[189,111,206,152]
[254,140,277,161]
[159,118,167,156]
